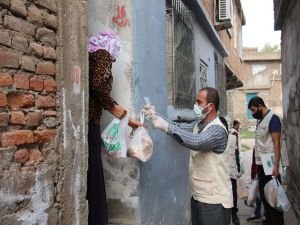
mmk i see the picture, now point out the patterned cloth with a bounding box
[89,49,117,125]
[88,30,121,60]
[164,116,228,153]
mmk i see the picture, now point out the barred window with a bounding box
[166,0,195,109]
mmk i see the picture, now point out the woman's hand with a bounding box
[128,118,143,129]
[109,104,127,119]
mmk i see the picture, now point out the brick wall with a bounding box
[0,0,59,224]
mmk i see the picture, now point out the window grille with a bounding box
[167,0,195,109]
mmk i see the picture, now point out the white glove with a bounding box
[152,116,169,132]
[143,104,157,120]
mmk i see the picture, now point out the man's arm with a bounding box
[269,114,282,177]
[167,124,228,153]
[232,131,241,172]
[271,132,281,177]
[158,113,197,132]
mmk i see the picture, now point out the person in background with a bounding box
[248,96,284,225]
[88,30,142,225]
[226,120,242,225]
[143,87,232,225]
[244,148,265,223]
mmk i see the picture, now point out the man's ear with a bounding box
[207,103,214,112]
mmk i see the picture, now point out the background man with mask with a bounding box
[143,87,232,225]
[248,96,284,225]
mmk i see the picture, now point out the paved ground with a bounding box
[235,139,300,225]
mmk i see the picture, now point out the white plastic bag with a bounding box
[127,112,153,162]
[247,179,259,206]
[101,116,128,158]
[237,177,248,199]
[264,177,291,212]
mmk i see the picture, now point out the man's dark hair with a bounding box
[247,96,266,109]
[233,120,240,127]
[200,87,220,111]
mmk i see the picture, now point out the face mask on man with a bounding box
[252,108,263,119]
[193,103,210,121]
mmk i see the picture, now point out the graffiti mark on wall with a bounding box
[112,5,130,28]
[71,66,81,95]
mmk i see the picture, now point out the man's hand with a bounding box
[109,104,127,119]
[143,104,157,120]
[152,116,169,132]
[272,163,280,177]
[237,172,243,178]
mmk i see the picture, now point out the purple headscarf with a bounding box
[88,30,121,60]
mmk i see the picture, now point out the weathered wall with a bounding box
[88,0,140,224]
[132,0,191,225]
[58,0,89,224]
[279,0,300,215]
[0,0,60,224]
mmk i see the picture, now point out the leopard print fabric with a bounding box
[89,49,117,125]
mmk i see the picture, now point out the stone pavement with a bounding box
[235,139,300,225]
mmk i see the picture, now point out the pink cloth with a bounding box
[88,30,121,60]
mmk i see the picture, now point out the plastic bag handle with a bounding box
[140,111,144,124]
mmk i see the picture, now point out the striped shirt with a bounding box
[162,116,228,153]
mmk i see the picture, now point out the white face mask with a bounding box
[193,104,210,121]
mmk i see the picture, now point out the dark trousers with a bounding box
[191,197,231,225]
[257,165,284,225]
[87,121,108,225]
[231,178,238,214]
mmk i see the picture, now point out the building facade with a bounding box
[227,48,282,128]
[274,0,300,216]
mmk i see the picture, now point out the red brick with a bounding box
[0,112,9,126]
[36,95,55,108]
[0,0,9,8]
[12,36,28,53]
[43,46,56,60]
[30,76,43,91]
[26,112,42,126]
[7,93,35,109]
[44,79,56,92]
[0,92,7,107]
[34,129,57,142]
[43,110,57,117]
[14,74,29,89]
[35,0,57,13]
[14,148,29,164]
[10,0,27,18]
[36,62,56,76]
[10,111,26,125]
[29,42,43,57]
[27,5,42,22]
[0,30,11,47]
[45,14,57,31]
[0,73,13,86]
[25,148,44,165]
[1,130,35,147]
[36,28,56,45]
[21,56,35,72]
[4,15,35,36]
[0,50,20,68]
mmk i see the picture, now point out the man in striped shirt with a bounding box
[144,87,232,225]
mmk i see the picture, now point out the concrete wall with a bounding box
[88,0,141,224]
[132,1,191,224]
[278,0,300,215]
[58,0,89,224]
